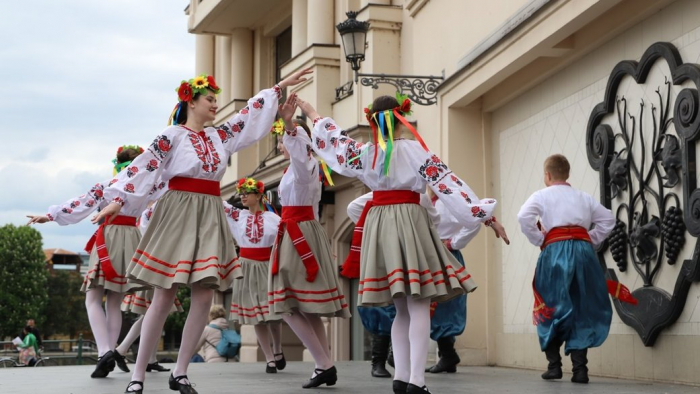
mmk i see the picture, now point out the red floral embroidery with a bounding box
[419,156,448,182]
[112,197,125,206]
[47,213,54,221]
[240,106,249,115]
[146,159,159,172]
[70,200,80,208]
[61,207,73,214]
[315,138,326,149]
[124,183,135,193]
[86,199,96,208]
[330,137,338,147]
[126,166,138,178]
[471,206,486,218]
[451,175,463,186]
[231,121,245,133]
[151,135,171,160]
[252,98,265,109]
[437,183,453,195]
[188,131,221,173]
[245,213,264,244]
[461,191,472,204]
[273,85,282,99]
[337,154,345,165]
[324,123,336,131]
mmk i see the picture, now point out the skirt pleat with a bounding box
[81,225,143,293]
[230,257,282,324]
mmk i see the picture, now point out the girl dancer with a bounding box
[268,95,351,389]
[223,178,285,373]
[91,70,311,394]
[27,145,154,378]
[297,94,509,394]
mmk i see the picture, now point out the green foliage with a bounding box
[0,224,48,338]
[43,270,89,338]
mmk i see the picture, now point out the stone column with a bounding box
[230,29,253,99]
[292,0,308,56]
[195,34,215,76]
[307,0,334,46]
[215,35,232,104]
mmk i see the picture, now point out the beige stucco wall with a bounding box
[489,0,700,384]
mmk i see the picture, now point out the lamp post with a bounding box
[335,11,444,105]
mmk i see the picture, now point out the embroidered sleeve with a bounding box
[517,191,544,246]
[413,145,497,227]
[138,203,156,236]
[283,127,318,184]
[588,196,615,246]
[46,182,106,226]
[310,117,369,178]
[450,224,481,250]
[103,128,176,208]
[222,201,242,243]
[420,194,441,229]
[216,86,281,156]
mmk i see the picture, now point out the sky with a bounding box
[0,0,194,254]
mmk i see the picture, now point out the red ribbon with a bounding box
[84,215,137,281]
[169,176,220,196]
[271,206,319,282]
[341,190,420,278]
[239,247,272,261]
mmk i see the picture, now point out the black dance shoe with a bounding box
[91,351,115,378]
[266,361,277,373]
[406,383,432,393]
[124,381,143,394]
[113,349,130,372]
[393,380,409,394]
[541,367,563,380]
[147,361,170,372]
[302,366,337,389]
[274,352,286,370]
[169,374,198,394]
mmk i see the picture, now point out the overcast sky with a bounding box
[1,0,194,254]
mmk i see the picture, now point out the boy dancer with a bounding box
[517,154,615,384]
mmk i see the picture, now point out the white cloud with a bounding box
[1,0,193,253]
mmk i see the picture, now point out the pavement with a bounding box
[1,361,698,394]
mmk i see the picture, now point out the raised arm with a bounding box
[28,182,106,226]
[347,192,372,223]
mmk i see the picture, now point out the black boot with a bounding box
[426,337,460,373]
[570,349,589,384]
[370,334,392,378]
[387,345,395,368]
[541,340,563,380]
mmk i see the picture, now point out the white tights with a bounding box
[127,285,213,391]
[282,310,332,375]
[85,287,123,357]
[116,316,158,364]
[392,297,431,387]
[254,321,283,363]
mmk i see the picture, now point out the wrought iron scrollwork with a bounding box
[358,73,444,106]
[587,42,700,346]
[334,81,354,101]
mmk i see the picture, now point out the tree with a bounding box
[0,224,48,339]
[163,286,190,350]
[43,270,90,338]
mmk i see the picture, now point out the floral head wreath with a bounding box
[360,92,428,176]
[168,74,222,126]
[270,118,286,136]
[236,177,264,195]
[112,145,144,175]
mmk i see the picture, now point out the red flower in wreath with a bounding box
[206,76,220,92]
[178,82,193,102]
[237,179,246,188]
[399,99,411,114]
[256,181,264,194]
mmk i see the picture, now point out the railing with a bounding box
[0,334,98,365]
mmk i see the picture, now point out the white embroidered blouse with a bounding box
[103,86,281,209]
[309,117,497,227]
[433,197,481,250]
[222,201,281,248]
[279,126,322,219]
[517,184,615,247]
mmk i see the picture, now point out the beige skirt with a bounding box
[268,220,351,318]
[230,257,282,325]
[81,224,143,293]
[127,190,241,291]
[121,289,185,315]
[357,203,478,306]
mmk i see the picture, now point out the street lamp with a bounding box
[335,11,444,105]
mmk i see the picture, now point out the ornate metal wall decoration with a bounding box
[586,42,700,346]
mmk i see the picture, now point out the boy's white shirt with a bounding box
[517,184,615,247]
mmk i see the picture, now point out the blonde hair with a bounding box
[544,154,570,181]
[209,305,226,321]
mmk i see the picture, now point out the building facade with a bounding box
[186,0,700,384]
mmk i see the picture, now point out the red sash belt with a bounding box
[169,176,220,196]
[271,206,319,282]
[541,226,591,249]
[239,247,272,261]
[341,190,421,278]
[84,215,137,281]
